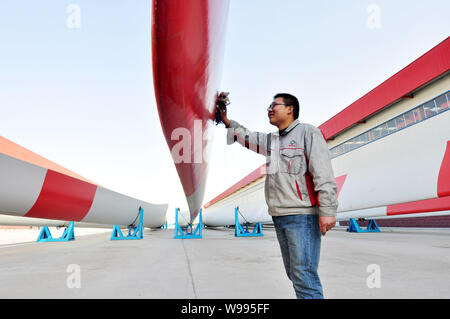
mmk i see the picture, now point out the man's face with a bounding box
[268,97,293,127]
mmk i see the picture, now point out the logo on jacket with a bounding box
[289,140,296,147]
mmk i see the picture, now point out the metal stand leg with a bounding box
[174,208,203,239]
[346,218,380,233]
[37,222,75,242]
[111,207,144,240]
[234,207,263,237]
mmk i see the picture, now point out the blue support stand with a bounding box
[111,207,144,240]
[174,208,203,239]
[346,218,380,233]
[234,207,263,237]
[37,222,75,242]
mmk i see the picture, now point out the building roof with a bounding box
[319,37,450,141]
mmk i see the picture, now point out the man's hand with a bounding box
[319,216,336,235]
[216,92,231,127]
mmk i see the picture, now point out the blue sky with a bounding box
[0,1,449,221]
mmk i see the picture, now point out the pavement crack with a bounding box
[181,239,197,298]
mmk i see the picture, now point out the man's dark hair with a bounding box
[274,93,299,120]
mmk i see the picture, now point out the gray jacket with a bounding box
[226,119,338,217]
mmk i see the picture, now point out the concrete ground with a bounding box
[0,226,449,299]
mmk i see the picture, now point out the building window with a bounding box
[395,114,406,129]
[372,125,383,139]
[379,123,389,138]
[404,109,415,126]
[386,119,397,134]
[359,132,369,145]
[342,142,351,153]
[330,91,449,159]
[436,94,449,112]
[413,106,425,122]
[423,100,437,118]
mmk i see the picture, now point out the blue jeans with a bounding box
[272,214,323,299]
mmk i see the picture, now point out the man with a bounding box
[218,93,338,299]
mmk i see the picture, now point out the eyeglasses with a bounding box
[267,102,288,111]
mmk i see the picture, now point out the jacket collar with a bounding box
[274,119,300,136]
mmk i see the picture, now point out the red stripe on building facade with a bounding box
[437,141,450,198]
[386,196,450,216]
[335,174,347,198]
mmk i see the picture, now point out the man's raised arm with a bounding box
[218,99,269,156]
